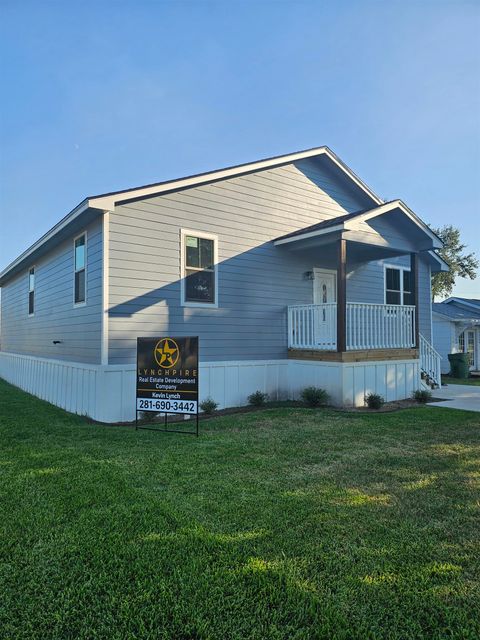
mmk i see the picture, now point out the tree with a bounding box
[429,225,478,300]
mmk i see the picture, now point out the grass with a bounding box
[0,379,479,640]
[442,375,480,386]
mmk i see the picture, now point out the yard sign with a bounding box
[136,336,199,435]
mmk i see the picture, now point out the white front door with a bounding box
[313,269,337,348]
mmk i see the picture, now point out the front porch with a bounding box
[274,201,445,388]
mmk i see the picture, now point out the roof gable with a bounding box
[274,200,443,250]
[0,146,383,285]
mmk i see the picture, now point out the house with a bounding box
[0,146,448,422]
[432,298,480,373]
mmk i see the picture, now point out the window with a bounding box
[181,231,217,306]
[28,267,35,315]
[385,265,413,305]
[459,330,475,366]
[74,234,86,305]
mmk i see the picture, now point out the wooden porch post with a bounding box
[410,252,420,348]
[337,238,347,352]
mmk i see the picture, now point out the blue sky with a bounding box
[1,0,479,298]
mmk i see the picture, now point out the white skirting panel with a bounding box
[0,351,420,423]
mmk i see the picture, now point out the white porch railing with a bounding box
[346,303,416,350]
[288,302,416,351]
[288,303,337,350]
[419,333,442,388]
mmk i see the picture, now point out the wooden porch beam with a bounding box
[410,252,420,348]
[337,238,347,352]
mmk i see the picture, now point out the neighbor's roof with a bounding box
[444,297,480,309]
[273,199,443,249]
[0,145,383,285]
[433,300,480,321]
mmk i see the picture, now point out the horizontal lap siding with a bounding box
[108,159,371,364]
[1,217,103,363]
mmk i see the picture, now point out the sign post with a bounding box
[135,336,199,436]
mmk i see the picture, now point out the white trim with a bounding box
[274,224,344,246]
[0,146,398,284]
[101,211,110,365]
[180,228,219,308]
[383,263,412,305]
[89,147,383,212]
[345,200,443,249]
[274,201,443,249]
[73,231,87,308]
[27,265,35,317]
[0,200,89,285]
[428,250,449,272]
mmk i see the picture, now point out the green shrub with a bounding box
[200,397,218,414]
[365,393,384,410]
[300,386,330,407]
[248,390,268,407]
[413,389,432,403]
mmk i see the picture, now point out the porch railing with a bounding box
[288,302,416,351]
[288,303,337,350]
[419,333,442,388]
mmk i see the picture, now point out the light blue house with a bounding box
[0,146,447,421]
[432,298,480,373]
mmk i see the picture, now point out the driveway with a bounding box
[429,383,480,413]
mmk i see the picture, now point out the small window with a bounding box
[74,234,86,305]
[182,232,217,305]
[385,266,413,305]
[28,267,35,315]
[385,267,401,305]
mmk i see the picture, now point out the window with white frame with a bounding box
[181,231,217,305]
[385,265,413,305]
[28,267,35,315]
[74,234,86,305]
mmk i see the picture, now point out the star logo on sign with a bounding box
[154,338,180,368]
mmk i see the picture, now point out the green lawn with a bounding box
[442,375,480,386]
[1,379,479,640]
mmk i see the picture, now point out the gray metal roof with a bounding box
[433,301,480,320]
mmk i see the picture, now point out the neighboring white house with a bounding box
[0,146,448,421]
[432,298,480,373]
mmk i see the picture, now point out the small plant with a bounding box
[300,386,330,407]
[413,389,432,403]
[200,397,218,414]
[365,393,384,410]
[248,390,268,407]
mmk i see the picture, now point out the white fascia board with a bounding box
[0,199,90,284]
[0,146,383,283]
[345,200,443,249]
[273,224,344,246]
[428,251,449,272]
[88,146,383,211]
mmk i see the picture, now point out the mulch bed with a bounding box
[110,397,444,427]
